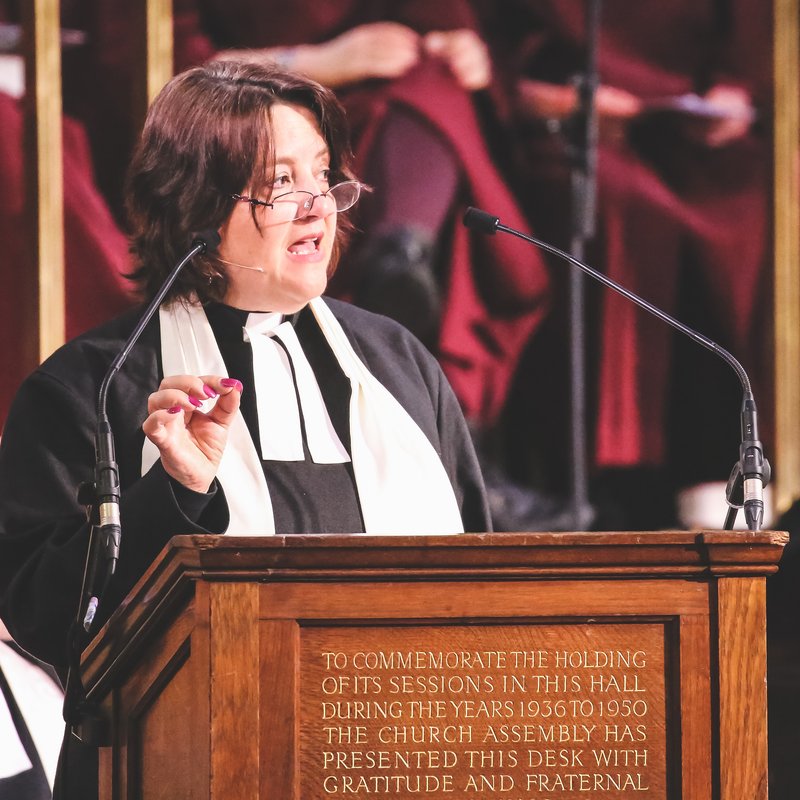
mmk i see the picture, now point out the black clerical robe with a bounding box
[0,298,490,676]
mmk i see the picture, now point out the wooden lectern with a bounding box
[81,530,786,799]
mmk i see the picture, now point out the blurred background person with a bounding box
[0,7,134,426]
[476,0,773,529]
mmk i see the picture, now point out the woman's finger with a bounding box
[148,375,230,414]
[147,387,206,415]
[205,378,243,426]
[142,405,186,447]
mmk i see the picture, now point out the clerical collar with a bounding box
[205,302,301,338]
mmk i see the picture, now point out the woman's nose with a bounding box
[301,191,335,220]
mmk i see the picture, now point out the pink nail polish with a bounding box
[221,378,244,392]
[168,406,182,414]
[189,396,203,408]
[203,384,218,398]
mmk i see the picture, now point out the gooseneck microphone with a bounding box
[81,229,222,630]
[62,229,221,769]
[463,206,769,531]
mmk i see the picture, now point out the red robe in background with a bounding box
[57,0,550,427]
[0,92,133,427]
[478,0,772,474]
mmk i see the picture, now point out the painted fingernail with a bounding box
[189,396,203,408]
[220,378,244,392]
[168,406,183,414]
[203,384,218,398]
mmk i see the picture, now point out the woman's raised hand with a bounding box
[142,376,243,493]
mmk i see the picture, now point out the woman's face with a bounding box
[218,103,337,313]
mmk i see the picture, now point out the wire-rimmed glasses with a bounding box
[232,180,363,222]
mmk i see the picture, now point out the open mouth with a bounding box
[288,234,322,256]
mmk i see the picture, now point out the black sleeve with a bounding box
[0,370,228,672]
[430,360,493,533]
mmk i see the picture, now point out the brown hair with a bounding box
[125,59,355,304]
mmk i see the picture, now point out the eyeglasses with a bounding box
[231,180,363,222]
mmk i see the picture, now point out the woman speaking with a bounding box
[0,59,490,797]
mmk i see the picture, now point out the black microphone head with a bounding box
[463,207,499,235]
[192,228,221,253]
